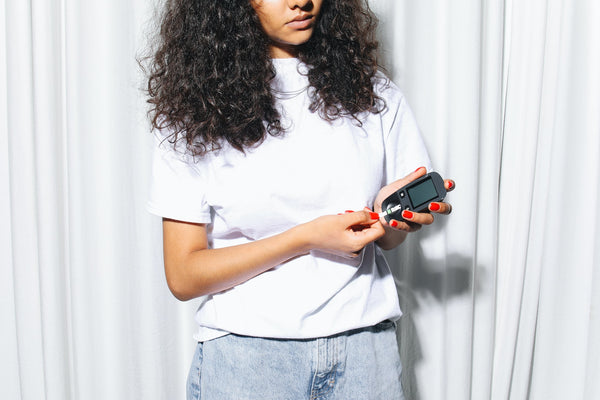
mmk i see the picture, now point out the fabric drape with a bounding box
[373,0,600,399]
[2,0,598,399]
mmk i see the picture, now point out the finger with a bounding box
[387,167,428,193]
[337,210,355,215]
[401,209,434,226]
[410,166,428,180]
[388,218,422,232]
[428,202,453,215]
[337,210,354,215]
[343,209,380,226]
[352,222,385,242]
[445,179,455,191]
[347,212,386,243]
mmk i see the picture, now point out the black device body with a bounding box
[381,172,447,222]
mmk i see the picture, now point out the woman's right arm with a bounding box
[162,210,384,301]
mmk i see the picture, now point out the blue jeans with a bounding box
[186,321,405,400]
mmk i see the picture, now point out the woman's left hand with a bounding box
[372,167,455,248]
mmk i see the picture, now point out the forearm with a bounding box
[164,224,311,301]
[164,211,384,301]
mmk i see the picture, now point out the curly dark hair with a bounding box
[144,0,385,156]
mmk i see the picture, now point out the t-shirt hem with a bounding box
[192,311,402,343]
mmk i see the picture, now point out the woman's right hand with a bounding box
[298,210,385,258]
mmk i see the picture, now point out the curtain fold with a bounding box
[375,0,600,399]
[2,0,197,399]
[2,0,599,399]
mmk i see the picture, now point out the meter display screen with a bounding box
[407,177,438,209]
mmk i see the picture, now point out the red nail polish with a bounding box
[447,181,454,190]
[414,166,423,173]
[390,220,398,228]
[402,210,413,219]
[370,212,379,220]
[345,210,354,213]
[429,203,440,211]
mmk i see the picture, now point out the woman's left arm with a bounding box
[373,167,455,250]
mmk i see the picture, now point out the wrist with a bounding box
[288,222,314,255]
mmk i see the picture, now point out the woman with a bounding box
[145,0,454,398]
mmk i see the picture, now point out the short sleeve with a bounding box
[379,80,432,184]
[146,135,212,223]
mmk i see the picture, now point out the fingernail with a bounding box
[369,212,379,220]
[390,220,398,228]
[429,203,440,211]
[414,166,423,173]
[447,181,454,190]
[402,210,413,219]
[345,210,354,213]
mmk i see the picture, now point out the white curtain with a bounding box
[2,0,197,399]
[373,0,600,399]
[1,0,598,399]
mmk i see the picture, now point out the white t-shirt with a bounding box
[148,58,431,341]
